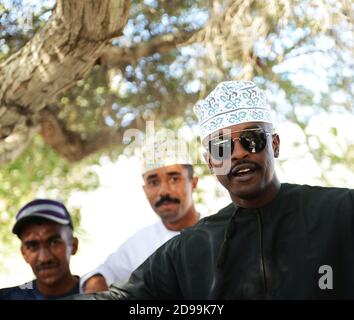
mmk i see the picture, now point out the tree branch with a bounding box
[99,29,200,68]
[40,109,143,162]
[0,0,131,166]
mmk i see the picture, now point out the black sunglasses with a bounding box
[207,128,272,160]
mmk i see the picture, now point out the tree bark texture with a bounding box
[0,0,130,165]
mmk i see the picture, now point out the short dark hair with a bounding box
[182,164,194,180]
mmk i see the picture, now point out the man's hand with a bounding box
[84,274,109,293]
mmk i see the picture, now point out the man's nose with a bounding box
[37,246,53,263]
[157,179,171,196]
[231,138,249,161]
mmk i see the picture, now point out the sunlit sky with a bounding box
[1,113,354,288]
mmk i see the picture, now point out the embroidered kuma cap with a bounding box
[12,199,73,236]
[193,81,273,140]
[140,130,193,175]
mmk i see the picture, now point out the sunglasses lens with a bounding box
[208,138,233,160]
[239,130,267,153]
[208,129,268,158]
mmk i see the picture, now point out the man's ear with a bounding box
[70,237,79,256]
[272,134,280,158]
[191,176,198,190]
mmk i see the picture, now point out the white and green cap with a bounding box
[140,131,192,175]
[194,81,273,140]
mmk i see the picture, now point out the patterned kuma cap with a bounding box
[140,129,193,175]
[193,81,273,140]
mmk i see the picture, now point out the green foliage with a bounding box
[0,136,99,249]
[0,0,54,58]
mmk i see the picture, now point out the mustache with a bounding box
[155,195,180,208]
[227,160,260,179]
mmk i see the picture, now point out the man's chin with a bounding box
[230,183,262,200]
[36,270,61,285]
[37,276,60,287]
[156,203,179,214]
[157,210,180,222]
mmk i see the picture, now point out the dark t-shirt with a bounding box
[0,277,80,300]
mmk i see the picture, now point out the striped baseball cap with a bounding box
[12,199,73,236]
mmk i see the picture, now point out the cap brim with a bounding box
[12,214,72,236]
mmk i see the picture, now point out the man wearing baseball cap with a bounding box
[80,134,201,293]
[0,199,80,300]
[73,80,354,300]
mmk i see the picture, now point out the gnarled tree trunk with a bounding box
[0,0,130,165]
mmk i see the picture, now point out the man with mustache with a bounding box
[0,199,80,299]
[81,145,200,293]
[74,80,354,300]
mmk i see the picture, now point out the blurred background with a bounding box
[0,0,353,287]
